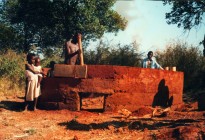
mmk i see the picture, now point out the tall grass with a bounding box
[0,50,26,97]
[0,49,63,97]
[156,42,205,102]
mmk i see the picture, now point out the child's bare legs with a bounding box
[24,101,28,111]
[35,75,41,111]
[34,98,38,111]
[24,79,28,111]
[37,76,42,88]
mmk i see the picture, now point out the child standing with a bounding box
[34,57,43,88]
[25,53,41,111]
[47,61,56,77]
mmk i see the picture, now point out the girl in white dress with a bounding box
[25,54,42,111]
[34,57,43,88]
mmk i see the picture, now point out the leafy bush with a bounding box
[84,41,142,67]
[156,42,205,102]
[1,41,204,103]
[0,50,26,96]
[41,54,63,68]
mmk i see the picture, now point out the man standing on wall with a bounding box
[64,34,81,65]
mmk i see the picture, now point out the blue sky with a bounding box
[93,0,205,54]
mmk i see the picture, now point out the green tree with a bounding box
[0,23,24,52]
[163,0,205,30]
[0,0,127,53]
[108,43,141,66]
[84,41,142,66]
[157,42,205,101]
[163,0,205,55]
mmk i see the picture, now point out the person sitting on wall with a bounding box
[142,51,164,70]
[64,34,81,65]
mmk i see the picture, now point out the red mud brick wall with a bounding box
[41,65,184,112]
[87,65,184,111]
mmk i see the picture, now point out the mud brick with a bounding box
[81,95,105,110]
[42,68,50,77]
[54,64,87,78]
[40,65,184,111]
[87,65,114,79]
[58,102,80,111]
[58,90,80,111]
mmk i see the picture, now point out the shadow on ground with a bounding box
[0,100,25,112]
[58,118,204,131]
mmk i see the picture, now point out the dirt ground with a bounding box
[0,96,205,140]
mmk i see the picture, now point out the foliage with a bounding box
[0,23,24,52]
[84,41,142,66]
[0,0,127,53]
[162,0,205,100]
[0,50,26,96]
[163,0,205,30]
[0,50,25,80]
[156,41,205,102]
[0,49,64,96]
[1,41,205,103]
[40,52,64,68]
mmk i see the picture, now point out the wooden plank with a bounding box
[54,64,87,78]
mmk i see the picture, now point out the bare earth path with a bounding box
[0,96,205,140]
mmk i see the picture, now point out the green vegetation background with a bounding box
[0,41,205,103]
[1,0,204,103]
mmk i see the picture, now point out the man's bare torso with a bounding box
[65,40,79,65]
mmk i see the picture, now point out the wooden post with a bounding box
[78,33,84,65]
